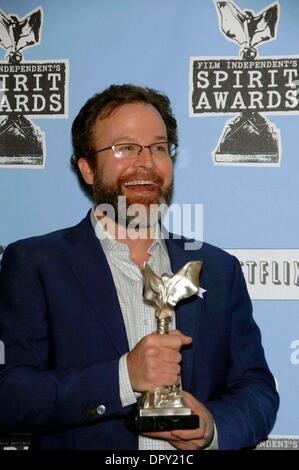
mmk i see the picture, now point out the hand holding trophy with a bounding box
[128,260,202,433]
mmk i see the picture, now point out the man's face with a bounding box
[79,102,173,226]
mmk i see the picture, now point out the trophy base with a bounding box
[126,413,199,433]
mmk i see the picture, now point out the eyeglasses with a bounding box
[91,142,177,160]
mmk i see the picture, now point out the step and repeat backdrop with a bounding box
[0,0,298,450]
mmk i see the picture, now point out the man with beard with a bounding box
[0,84,278,450]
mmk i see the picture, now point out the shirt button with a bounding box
[96,404,106,415]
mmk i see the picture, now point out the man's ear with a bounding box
[78,158,94,185]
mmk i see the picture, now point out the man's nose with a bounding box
[133,147,155,169]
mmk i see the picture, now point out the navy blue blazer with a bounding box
[0,213,279,449]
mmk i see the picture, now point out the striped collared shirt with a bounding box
[90,209,176,450]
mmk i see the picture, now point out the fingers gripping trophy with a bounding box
[128,261,202,433]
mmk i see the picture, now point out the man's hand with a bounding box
[127,330,192,392]
[142,391,215,450]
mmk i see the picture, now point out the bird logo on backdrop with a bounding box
[0,8,42,64]
[189,1,299,167]
[217,1,278,60]
[0,7,68,169]
[213,1,280,163]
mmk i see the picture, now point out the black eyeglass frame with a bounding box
[90,141,178,159]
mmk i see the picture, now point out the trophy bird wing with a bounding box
[216,1,248,46]
[143,264,164,309]
[166,261,202,307]
[249,4,278,47]
[0,10,13,51]
[13,9,42,52]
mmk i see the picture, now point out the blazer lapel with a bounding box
[165,237,203,390]
[62,214,129,356]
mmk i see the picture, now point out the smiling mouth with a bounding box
[122,180,158,192]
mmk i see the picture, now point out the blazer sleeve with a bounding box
[206,256,279,449]
[0,243,128,433]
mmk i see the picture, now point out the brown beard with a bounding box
[93,171,173,227]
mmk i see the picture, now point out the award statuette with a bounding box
[128,261,202,433]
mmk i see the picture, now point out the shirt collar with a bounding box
[90,208,120,257]
[90,207,169,259]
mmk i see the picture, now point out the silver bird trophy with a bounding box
[129,260,202,433]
